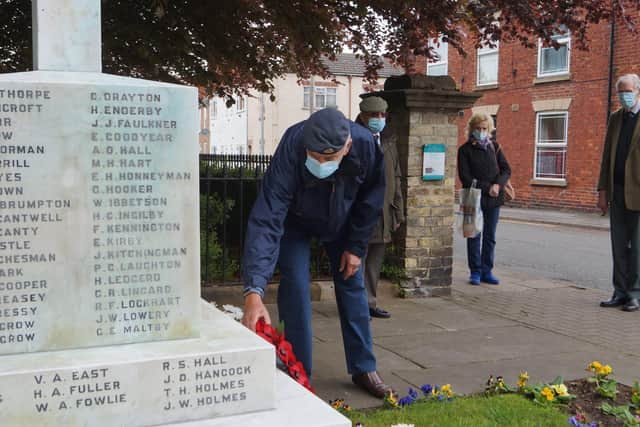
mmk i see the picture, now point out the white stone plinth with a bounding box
[32,0,102,72]
[0,71,200,354]
[0,302,275,427]
[167,370,351,427]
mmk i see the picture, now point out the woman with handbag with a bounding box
[457,113,511,286]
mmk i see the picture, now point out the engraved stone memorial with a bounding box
[0,2,349,425]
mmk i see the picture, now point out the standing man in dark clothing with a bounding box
[241,108,392,397]
[598,73,640,312]
[356,96,405,319]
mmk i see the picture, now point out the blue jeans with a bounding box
[277,228,377,377]
[467,205,500,276]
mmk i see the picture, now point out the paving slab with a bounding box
[375,325,598,369]
[206,250,640,411]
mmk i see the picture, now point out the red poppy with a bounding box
[276,340,294,366]
[254,317,314,393]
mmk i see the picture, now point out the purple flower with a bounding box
[408,387,418,399]
[568,416,597,427]
[398,395,415,406]
[420,384,433,396]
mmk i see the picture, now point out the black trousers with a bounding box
[610,185,640,299]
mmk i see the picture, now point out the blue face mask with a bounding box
[367,117,386,134]
[619,92,637,109]
[472,130,489,141]
[305,155,341,179]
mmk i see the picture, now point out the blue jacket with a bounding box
[242,119,385,295]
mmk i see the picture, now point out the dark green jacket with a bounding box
[371,133,405,244]
[598,108,640,210]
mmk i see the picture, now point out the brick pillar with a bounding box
[370,75,481,297]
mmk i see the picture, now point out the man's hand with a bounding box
[241,293,271,332]
[597,190,608,216]
[489,183,500,197]
[339,250,361,280]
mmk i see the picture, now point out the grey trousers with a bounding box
[610,185,640,299]
[363,243,386,309]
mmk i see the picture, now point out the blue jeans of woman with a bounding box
[466,205,500,275]
[277,227,377,377]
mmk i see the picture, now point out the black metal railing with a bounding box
[199,154,271,286]
[199,154,331,287]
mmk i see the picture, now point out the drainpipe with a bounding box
[606,11,616,122]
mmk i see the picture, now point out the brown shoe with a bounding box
[352,371,391,398]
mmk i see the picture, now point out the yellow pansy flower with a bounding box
[541,387,554,401]
[517,372,529,388]
[588,361,602,372]
[597,365,613,376]
[551,384,569,397]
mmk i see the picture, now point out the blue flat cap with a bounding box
[302,108,350,154]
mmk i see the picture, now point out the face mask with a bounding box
[367,117,386,134]
[472,130,489,141]
[305,155,341,179]
[619,92,637,109]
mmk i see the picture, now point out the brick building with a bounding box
[417,18,640,210]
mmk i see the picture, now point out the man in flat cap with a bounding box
[356,96,405,319]
[241,108,391,398]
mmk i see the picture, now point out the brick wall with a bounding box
[419,18,640,211]
[376,75,480,297]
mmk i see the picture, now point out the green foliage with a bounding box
[1,1,627,100]
[596,379,619,399]
[200,193,237,282]
[631,381,640,409]
[484,375,513,396]
[346,394,569,427]
[586,361,618,399]
[517,376,575,407]
[380,244,407,284]
[601,402,640,427]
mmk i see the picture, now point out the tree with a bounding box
[0,0,633,100]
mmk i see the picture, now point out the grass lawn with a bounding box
[345,394,569,427]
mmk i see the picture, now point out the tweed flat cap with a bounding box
[302,108,350,154]
[359,96,388,113]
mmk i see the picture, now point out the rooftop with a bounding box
[322,53,403,78]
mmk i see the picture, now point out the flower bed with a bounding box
[331,361,640,427]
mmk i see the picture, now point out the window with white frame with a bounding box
[477,41,499,86]
[427,37,448,76]
[534,112,568,180]
[303,86,337,109]
[537,28,570,77]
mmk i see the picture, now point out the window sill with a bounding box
[475,84,498,91]
[530,178,567,187]
[533,74,571,85]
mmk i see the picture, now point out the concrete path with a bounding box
[303,208,634,409]
[213,207,634,409]
[304,262,640,409]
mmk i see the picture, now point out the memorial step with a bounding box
[0,302,275,427]
[166,370,350,427]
